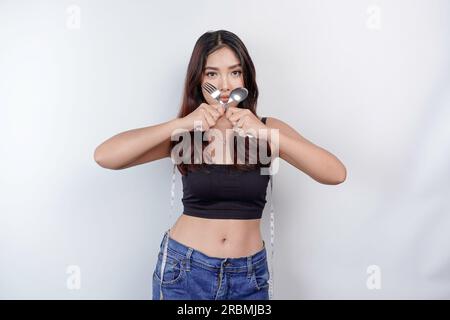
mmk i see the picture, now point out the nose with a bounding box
[218,77,231,94]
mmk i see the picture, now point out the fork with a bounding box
[192,82,221,132]
[201,82,226,107]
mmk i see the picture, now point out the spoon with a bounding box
[223,88,254,138]
[224,87,248,109]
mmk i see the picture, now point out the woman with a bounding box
[94,30,347,300]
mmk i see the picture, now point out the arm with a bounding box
[265,117,347,185]
[94,117,184,170]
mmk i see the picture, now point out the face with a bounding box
[202,46,244,103]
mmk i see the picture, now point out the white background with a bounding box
[1,0,449,299]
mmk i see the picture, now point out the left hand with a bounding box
[225,106,267,138]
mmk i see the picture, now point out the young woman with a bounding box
[94,30,346,300]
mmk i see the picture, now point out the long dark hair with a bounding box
[171,30,271,175]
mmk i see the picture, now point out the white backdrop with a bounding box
[1,0,449,299]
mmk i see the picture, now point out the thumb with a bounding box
[213,102,226,114]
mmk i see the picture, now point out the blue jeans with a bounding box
[152,229,270,300]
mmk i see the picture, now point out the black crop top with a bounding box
[181,117,271,220]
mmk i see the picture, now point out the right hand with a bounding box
[183,103,224,132]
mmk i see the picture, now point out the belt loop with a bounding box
[185,247,193,271]
[247,256,253,278]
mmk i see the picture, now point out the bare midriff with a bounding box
[168,213,264,258]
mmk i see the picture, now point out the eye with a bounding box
[231,70,242,77]
[206,72,217,77]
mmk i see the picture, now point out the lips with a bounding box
[220,96,229,102]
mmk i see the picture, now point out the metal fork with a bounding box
[201,82,226,107]
[201,82,220,99]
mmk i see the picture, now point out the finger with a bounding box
[225,106,240,119]
[204,104,221,119]
[228,110,245,122]
[236,116,245,129]
[203,110,215,127]
[210,101,225,114]
[213,103,226,116]
[207,106,221,120]
[216,103,226,115]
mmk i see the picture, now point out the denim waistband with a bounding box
[159,229,267,272]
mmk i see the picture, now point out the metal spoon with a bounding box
[224,87,248,109]
[223,88,254,138]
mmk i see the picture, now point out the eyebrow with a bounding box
[204,64,242,71]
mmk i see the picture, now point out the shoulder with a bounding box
[261,116,311,143]
[262,116,287,127]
